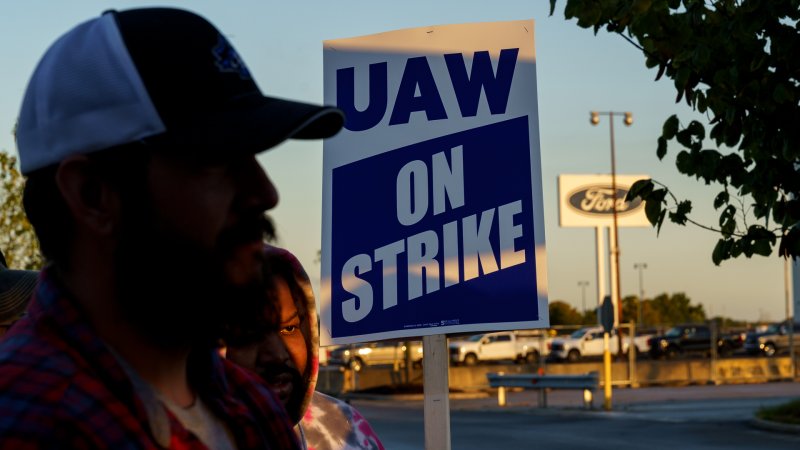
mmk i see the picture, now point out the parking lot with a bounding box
[352,382,800,449]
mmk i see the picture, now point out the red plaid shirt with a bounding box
[0,268,300,449]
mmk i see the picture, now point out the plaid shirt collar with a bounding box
[22,267,300,449]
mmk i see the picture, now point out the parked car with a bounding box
[744,320,800,357]
[318,345,331,366]
[328,340,423,371]
[548,326,650,362]
[449,330,549,365]
[648,324,743,359]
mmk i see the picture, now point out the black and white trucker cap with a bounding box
[16,8,344,174]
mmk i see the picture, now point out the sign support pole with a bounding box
[423,334,451,450]
[609,228,623,357]
[603,331,612,410]
[596,227,607,314]
[600,296,614,410]
[787,258,796,379]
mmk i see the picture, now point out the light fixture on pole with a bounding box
[578,280,590,313]
[634,262,647,326]
[591,110,633,357]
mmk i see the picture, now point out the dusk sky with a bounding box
[0,1,789,323]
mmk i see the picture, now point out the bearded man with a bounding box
[0,8,343,449]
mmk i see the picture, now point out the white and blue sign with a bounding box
[321,20,549,345]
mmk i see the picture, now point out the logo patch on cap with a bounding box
[212,35,252,80]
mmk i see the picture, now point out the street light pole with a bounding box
[578,280,589,313]
[634,263,647,326]
[785,257,795,378]
[591,111,633,358]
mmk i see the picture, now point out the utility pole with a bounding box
[634,263,647,326]
[578,280,590,313]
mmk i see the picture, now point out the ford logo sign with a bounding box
[567,185,643,216]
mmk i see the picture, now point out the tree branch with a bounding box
[651,179,782,238]
[619,33,645,53]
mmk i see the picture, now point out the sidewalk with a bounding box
[348,381,800,434]
[346,380,800,418]
[448,380,800,410]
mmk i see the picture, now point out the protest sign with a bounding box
[321,20,548,345]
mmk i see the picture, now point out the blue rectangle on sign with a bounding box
[330,116,539,338]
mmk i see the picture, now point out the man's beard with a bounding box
[113,199,268,350]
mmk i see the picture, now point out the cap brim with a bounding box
[0,269,38,324]
[154,95,344,157]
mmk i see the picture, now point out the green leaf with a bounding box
[713,191,729,209]
[662,115,679,140]
[712,239,727,265]
[752,202,770,220]
[696,91,707,113]
[657,136,668,160]
[749,54,766,72]
[724,119,742,147]
[674,68,691,91]
[644,189,667,226]
[753,239,774,256]
[773,83,791,104]
[773,198,787,224]
[668,200,692,225]
[786,200,800,225]
[549,0,558,16]
[780,229,800,259]
[686,121,705,141]
[655,210,667,235]
[725,107,735,125]
[692,46,711,68]
[720,211,737,237]
[709,121,725,146]
[676,129,694,148]
[731,239,743,258]
[749,225,777,244]
[626,179,653,201]
[631,0,652,14]
[675,150,693,174]
[654,63,666,80]
[563,0,579,20]
[576,3,603,28]
[697,150,722,182]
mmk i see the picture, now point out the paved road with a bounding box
[351,382,800,449]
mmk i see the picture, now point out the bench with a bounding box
[486,372,599,409]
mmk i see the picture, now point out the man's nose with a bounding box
[239,155,279,213]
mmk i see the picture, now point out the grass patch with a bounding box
[756,399,800,425]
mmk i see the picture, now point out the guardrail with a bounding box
[486,372,599,408]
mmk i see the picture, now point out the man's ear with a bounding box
[55,155,121,236]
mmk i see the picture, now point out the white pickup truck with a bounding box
[549,326,651,362]
[449,330,549,365]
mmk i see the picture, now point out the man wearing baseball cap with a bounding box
[0,7,343,449]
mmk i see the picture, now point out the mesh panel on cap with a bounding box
[17,12,164,174]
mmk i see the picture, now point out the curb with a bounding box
[343,391,490,401]
[749,417,800,435]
